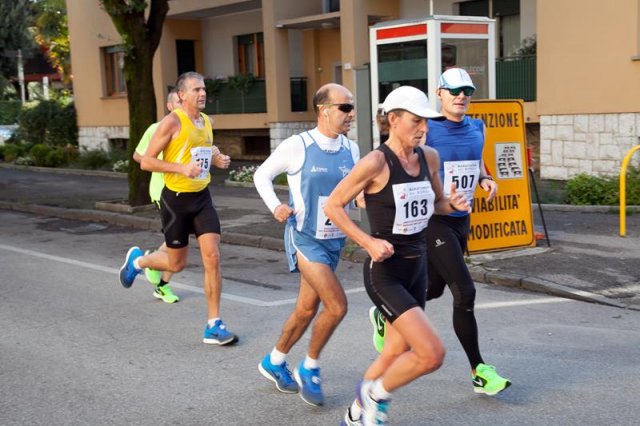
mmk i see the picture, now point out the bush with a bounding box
[565,167,640,205]
[45,147,69,168]
[2,143,28,162]
[14,156,35,166]
[112,159,128,173]
[15,100,78,147]
[228,165,258,182]
[28,143,69,167]
[75,148,111,170]
[0,101,22,124]
[227,165,287,185]
[30,143,52,166]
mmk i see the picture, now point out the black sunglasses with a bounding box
[318,103,355,113]
[444,87,475,96]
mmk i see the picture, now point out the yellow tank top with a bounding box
[163,109,214,193]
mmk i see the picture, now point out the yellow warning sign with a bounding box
[466,100,535,253]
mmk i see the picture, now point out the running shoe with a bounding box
[369,306,385,353]
[357,380,390,426]
[153,285,179,304]
[293,361,324,406]
[203,319,237,345]
[341,404,364,426]
[119,246,143,288]
[258,354,299,393]
[472,363,512,396]
[143,250,162,286]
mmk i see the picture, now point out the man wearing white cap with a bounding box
[325,85,470,426]
[369,68,511,399]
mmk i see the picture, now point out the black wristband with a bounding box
[480,175,494,183]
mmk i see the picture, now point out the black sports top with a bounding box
[364,143,435,257]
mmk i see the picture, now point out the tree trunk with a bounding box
[101,0,169,206]
[124,45,155,206]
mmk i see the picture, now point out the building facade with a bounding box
[66,0,639,179]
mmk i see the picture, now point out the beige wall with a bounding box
[67,1,203,127]
[201,10,262,78]
[538,0,640,115]
[67,0,129,126]
[159,19,203,102]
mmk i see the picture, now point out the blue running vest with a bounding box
[427,116,485,217]
[288,132,355,251]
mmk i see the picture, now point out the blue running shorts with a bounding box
[284,223,344,272]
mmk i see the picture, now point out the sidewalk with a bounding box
[1,163,639,310]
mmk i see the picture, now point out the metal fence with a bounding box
[496,55,536,101]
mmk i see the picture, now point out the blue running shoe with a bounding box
[293,361,324,406]
[202,319,236,345]
[258,354,299,393]
[357,380,390,426]
[119,246,143,288]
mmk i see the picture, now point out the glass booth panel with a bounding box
[377,40,428,105]
[441,38,489,99]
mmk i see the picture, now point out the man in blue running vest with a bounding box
[253,83,360,407]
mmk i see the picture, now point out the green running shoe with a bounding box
[472,363,511,396]
[153,284,180,304]
[144,250,162,286]
[369,306,385,353]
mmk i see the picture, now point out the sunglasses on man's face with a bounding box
[318,103,355,113]
[444,87,475,97]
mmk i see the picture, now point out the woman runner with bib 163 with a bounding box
[325,86,470,426]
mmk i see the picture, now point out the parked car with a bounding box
[0,125,17,144]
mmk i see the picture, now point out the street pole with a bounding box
[17,49,25,104]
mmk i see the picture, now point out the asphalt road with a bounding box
[1,210,639,426]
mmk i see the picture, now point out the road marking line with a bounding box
[0,243,365,307]
[0,244,570,309]
[476,298,570,309]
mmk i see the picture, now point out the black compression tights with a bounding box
[452,307,483,369]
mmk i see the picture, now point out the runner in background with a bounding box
[132,88,180,304]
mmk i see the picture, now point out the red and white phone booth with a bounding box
[369,15,496,145]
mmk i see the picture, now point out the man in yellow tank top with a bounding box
[118,72,237,345]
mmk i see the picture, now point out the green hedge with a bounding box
[566,167,640,205]
[0,100,22,124]
[14,100,78,147]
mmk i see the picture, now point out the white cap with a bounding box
[438,68,475,89]
[381,86,443,119]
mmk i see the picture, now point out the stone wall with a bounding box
[269,121,316,150]
[540,113,640,180]
[79,126,129,151]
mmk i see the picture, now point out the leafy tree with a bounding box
[0,1,36,90]
[32,0,72,84]
[100,0,169,206]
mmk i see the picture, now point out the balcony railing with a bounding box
[204,79,266,115]
[496,55,536,102]
[203,77,308,115]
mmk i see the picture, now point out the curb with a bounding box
[1,199,636,311]
[0,162,128,179]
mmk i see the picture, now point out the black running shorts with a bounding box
[159,187,221,249]
[363,254,427,323]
